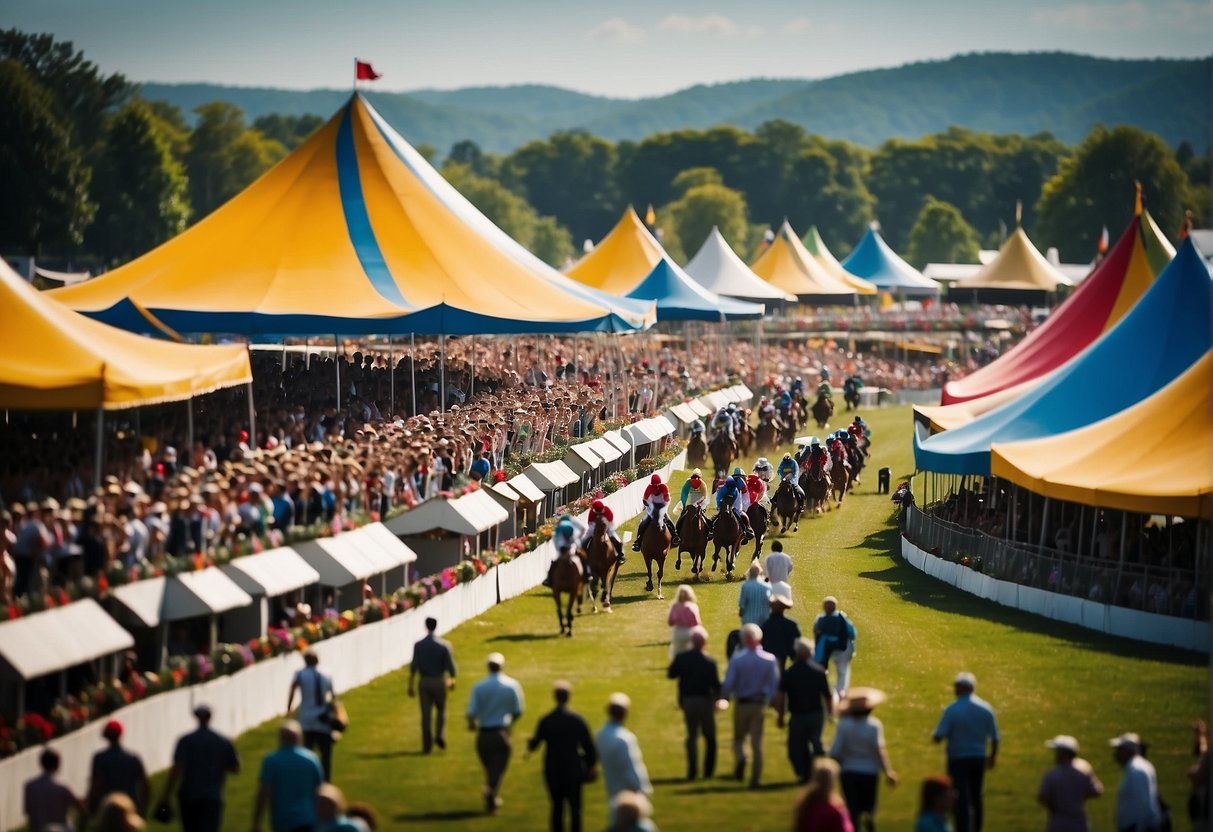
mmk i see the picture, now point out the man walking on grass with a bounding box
[667,626,720,781]
[409,616,456,753]
[933,671,1000,832]
[719,622,780,789]
[528,681,597,832]
[467,651,525,814]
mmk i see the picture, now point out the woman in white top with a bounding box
[666,585,702,658]
[830,687,897,829]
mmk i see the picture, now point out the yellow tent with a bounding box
[990,352,1212,518]
[0,257,251,410]
[565,207,664,295]
[802,225,877,294]
[953,226,1072,301]
[751,221,858,303]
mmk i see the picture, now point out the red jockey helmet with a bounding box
[591,499,604,511]
[651,474,661,484]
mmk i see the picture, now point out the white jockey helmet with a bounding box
[810,436,820,446]
[783,452,792,460]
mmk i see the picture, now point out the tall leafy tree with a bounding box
[530,216,574,268]
[507,131,619,245]
[0,59,94,253]
[185,102,285,219]
[86,98,190,264]
[1035,125,1192,259]
[905,197,981,269]
[662,182,749,263]
[251,113,324,151]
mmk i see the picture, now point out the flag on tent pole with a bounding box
[644,204,656,227]
[355,60,381,81]
[1097,225,1109,255]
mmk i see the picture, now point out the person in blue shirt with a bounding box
[469,450,492,482]
[252,721,324,832]
[467,652,525,815]
[791,377,805,396]
[776,453,806,513]
[933,672,1000,832]
[712,472,753,542]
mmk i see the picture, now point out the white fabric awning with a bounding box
[665,403,699,426]
[686,398,712,417]
[358,522,419,566]
[603,430,633,454]
[734,383,754,402]
[563,442,603,474]
[487,481,519,505]
[700,391,726,411]
[0,599,133,680]
[651,414,676,436]
[586,436,623,463]
[222,547,320,597]
[335,524,417,572]
[525,460,580,490]
[507,473,546,503]
[625,417,674,444]
[294,536,381,586]
[166,569,254,621]
[386,489,509,536]
[111,576,168,627]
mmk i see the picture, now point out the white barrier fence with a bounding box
[0,451,684,831]
[900,535,1208,653]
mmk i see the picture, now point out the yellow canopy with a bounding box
[915,376,1045,433]
[0,257,251,410]
[751,221,858,303]
[955,226,1072,293]
[991,352,1212,518]
[802,225,877,294]
[565,207,664,295]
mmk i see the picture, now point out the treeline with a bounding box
[1,29,1208,271]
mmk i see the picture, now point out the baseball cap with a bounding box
[954,672,977,689]
[103,720,123,739]
[608,692,631,710]
[194,703,212,718]
[1108,732,1141,751]
[487,652,506,667]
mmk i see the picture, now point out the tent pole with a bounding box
[389,336,395,418]
[246,382,257,449]
[439,333,446,416]
[93,406,104,489]
[334,335,341,411]
[187,398,194,453]
[410,333,417,417]
[1038,497,1050,549]
[469,335,475,401]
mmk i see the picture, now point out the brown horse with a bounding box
[770,477,801,534]
[755,416,780,455]
[675,502,710,579]
[585,516,619,613]
[708,432,737,482]
[686,432,708,469]
[846,442,866,490]
[810,393,834,429]
[640,509,671,599]
[830,450,850,509]
[746,501,768,560]
[550,551,584,636]
[800,468,832,515]
[736,412,754,456]
[710,498,744,579]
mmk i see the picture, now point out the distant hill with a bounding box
[140,52,1211,155]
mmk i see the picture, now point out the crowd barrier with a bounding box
[899,535,1208,653]
[0,450,685,831]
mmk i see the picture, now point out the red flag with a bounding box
[355,60,381,81]
[1097,225,1109,254]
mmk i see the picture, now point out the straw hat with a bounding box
[838,686,886,714]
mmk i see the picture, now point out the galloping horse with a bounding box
[746,501,768,560]
[640,509,672,599]
[686,431,708,469]
[755,415,780,455]
[710,497,744,579]
[770,477,801,534]
[846,441,866,490]
[736,412,754,456]
[810,392,834,429]
[708,432,737,482]
[675,502,710,579]
[829,447,850,509]
[550,552,584,636]
[843,379,861,412]
[800,466,832,515]
[585,516,619,612]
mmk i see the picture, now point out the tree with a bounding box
[446,140,489,176]
[671,167,723,196]
[442,162,537,247]
[662,182,749,263]
[1035,125,1192,259]
[507,131,619,244]
[530,216,574,267]
[252,113,324,151]
[905,197,981,269]
[185,102,285,219]
[86,98,190,264]
[0,59,94,253]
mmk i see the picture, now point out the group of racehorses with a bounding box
[549,393,871,636]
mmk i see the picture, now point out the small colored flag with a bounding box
[1180,209,1193,240]
[644,204,656,226]
[1097,225,1109,254]
[355,60,381,81]
[1015,200,1022,226]
[1133,181,1143,216]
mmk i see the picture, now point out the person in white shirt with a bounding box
[1110,732,1162,832]
[286,651,336,782]
[831,687,897,828]
[765,541,793,602]
[595,693,651,824]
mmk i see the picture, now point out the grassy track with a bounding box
[156,405,1205,831]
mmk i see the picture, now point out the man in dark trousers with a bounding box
[156,704,241,832]
[667,626,721,780]
[408,617,457,753]
[760,595,801,672]
[527,681,597,832]
[87,719,150,816]
[775,638,834,783]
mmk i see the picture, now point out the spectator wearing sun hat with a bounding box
[87,719,150,817]
[933,672,1000,832]
[1037,734,1102,832]
[1109,732,1162,832]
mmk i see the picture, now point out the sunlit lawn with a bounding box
[149,404,1205,831]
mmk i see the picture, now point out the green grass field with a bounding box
[156,405,1206,831]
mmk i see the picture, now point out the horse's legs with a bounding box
[655,557,665,600]
[553,590,566,634]
[644,555,654,593]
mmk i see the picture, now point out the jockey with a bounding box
[710,406,734,440]
[746,473,767,508]
[752,457,774,483]
[816,378,833,400]
[712,472,754,541]
[778,388,793,412]
[758,398,777,420]
[544,513,588,586]
[582,499,624,562]
[807,438,829,473]
[731,467,750,512]
[777,452,806,513]
[633,474,680,551]
[689,419,705,439]
[819,366,831,382]
[852,416,871,442]
[727,403,743,436]
[677,468,710,539]
[791,376,805,396]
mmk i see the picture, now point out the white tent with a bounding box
[685,227,796,303]
[0,599,132,681]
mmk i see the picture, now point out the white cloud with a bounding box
[1029,0,1205,33]
[587,17,646,45]
[656,14,764,39]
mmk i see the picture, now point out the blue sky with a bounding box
[3,0,1209,96]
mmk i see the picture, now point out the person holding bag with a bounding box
[287,650,338,781]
